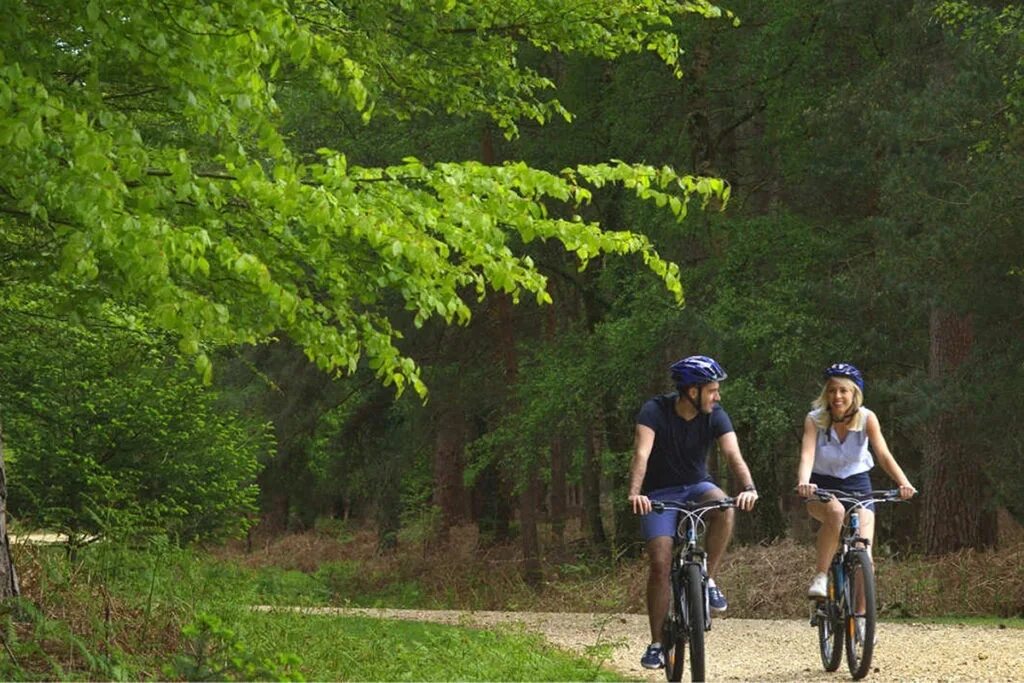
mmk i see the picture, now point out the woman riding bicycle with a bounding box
[796,363,916,599]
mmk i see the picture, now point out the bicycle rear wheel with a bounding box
[663,575,685,682]
[684,563,706,682]
[817,565,844,672]
[844,549,876,680]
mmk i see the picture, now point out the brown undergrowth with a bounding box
[217,521,1024,620]
[5,542,183,679]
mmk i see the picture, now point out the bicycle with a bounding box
[805,488,908,680]
[650,497,736,682]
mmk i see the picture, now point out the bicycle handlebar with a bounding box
[651,497,737,513]
[802,488,910,505]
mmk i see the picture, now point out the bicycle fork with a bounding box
[680,552,712,633]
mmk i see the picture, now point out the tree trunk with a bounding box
[544,300,567,550]
[0,417,21,598]
[484,121,542,582]
[519,470,544,588]
[549,434,568,548]
[432,410,468,539]
[687,39,714,174]
[921,309,994,553]
[494,291,543,583]
[474,464,512,543]
[582,411,608,549]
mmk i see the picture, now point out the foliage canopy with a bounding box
[0,0,733,395]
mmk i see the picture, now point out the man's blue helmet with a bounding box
[670,355,727,387]
[824,363,864,391]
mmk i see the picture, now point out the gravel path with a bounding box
[259,606,1023,681]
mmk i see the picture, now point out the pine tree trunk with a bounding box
[549,435,567,548]
[482,120,543,582]
[687,39,713,173]
[544,302,567,549]
[582,411,608,549]
[432,411,467,539]
[921,309,994,553]
[519,471,544,588]
[0,417,21,598]
[492,287,543,582]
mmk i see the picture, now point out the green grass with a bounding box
[217,611,626,681]
[19,534,1023,681]
[13,543,626,681]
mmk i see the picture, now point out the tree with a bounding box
[0,288,271,544]
[0,0,729,393]
[0,0,743,584]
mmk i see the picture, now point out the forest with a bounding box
[0,0,1021,679]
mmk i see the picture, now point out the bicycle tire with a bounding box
[664,574,686,682]
[844,549,876,680]
[684,563,706,682]
[817,564,844,672]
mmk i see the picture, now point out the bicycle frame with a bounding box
[651,497,735,682]
[806,488,908,680]
[654,498,735,620]
[815,488,901,606]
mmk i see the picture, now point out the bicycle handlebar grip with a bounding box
[651,501,665,513]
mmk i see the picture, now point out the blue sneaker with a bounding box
[708,580,728,612]
[640,643,664,669]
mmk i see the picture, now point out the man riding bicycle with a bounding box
[627,355,758,670]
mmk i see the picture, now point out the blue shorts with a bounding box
[810,471,875,512]
[640,480,720,540]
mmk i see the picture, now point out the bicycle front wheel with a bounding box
[817,565,844,672]
[844,549,876,680]
[664,574,685,682]
[684,563,706,682]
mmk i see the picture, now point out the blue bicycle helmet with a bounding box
[670,355,728,387]
[823,363,864,391]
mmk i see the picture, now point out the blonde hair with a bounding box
[811,377,865,431]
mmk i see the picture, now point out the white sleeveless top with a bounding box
[809,407,874,478]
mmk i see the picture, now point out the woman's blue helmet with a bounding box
[670,355,727,387]
[824,363,864,391]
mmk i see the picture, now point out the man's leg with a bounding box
[701,486,733,577]
[646,536,673,642]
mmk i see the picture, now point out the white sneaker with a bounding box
[808,572,828,599]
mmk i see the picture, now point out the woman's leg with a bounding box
[853,507,875,614]
[808,499,845,573]
[857,507,876,553]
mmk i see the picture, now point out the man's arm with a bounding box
[628,424,656,514]
[718,432,758,511]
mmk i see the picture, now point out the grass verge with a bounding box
[7,540,626,681]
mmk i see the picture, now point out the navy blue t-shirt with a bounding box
[636,393,734,493]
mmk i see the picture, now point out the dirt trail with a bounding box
[257,606,1023,680]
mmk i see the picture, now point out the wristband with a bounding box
[742,484,757,492]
